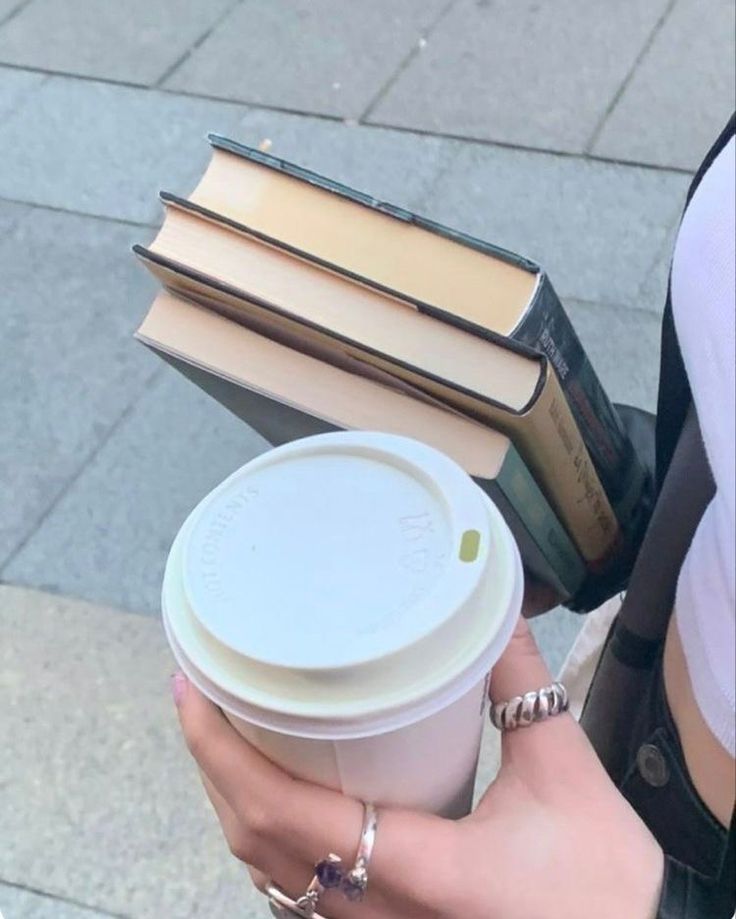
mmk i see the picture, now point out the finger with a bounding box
[279,786,457,916]
[173,672,287,815]
[249,847,422,919]
[210,746,457,915]
[202,770,313,899]
[200,771,246,851]
[247,865,269,894]
[175,674,454,916]
[486,616,591,781]
[248,848,390,919]
[489,613,553,701]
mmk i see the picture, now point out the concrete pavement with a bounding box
[0,1,733,916]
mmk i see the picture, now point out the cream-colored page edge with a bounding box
[149,208,539,411]
[137,292,507,480]
[190,149,537,335]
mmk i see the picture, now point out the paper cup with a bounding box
[163,432,522,817]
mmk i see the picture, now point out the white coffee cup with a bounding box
[163,432,522,818]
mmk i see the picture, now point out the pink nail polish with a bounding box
[171,671,187,706]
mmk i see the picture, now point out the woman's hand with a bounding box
[173,616,663,919]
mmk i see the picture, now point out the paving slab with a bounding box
[3,367,270,614]
[370,0,670,152]
[0,586,263,918]
[565,300,663,412]
[0,0,236,85]
[592,0,736,170]
[0,196,29,233]
[637,220,680,314]
[0,64,44,119]
[0,207,159,569]
[0,0,24,23]
[0,885,118,919]
[164,0,447,118]
[414,141,689,308]
[0,77,249,223]
[0,585,506,918]
[233,107,457,210]
[529,605,584,678]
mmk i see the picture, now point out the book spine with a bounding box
[513,276,650,545]
[483,484,576,600]
[501,365,622,568]
[491,444,586,597]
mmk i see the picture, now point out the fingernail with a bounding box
[171,671,187,707]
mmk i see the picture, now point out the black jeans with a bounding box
[614,646,735,917]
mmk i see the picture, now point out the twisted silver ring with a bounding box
[490,681,569,731]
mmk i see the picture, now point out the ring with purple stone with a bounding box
[295,853,343,916]
[265,881,328,919]
[341,802,379,902]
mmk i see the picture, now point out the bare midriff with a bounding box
[663,612,735,829]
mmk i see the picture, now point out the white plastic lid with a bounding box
[163,432,522,737]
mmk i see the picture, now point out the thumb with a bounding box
[484,616,591,786]
[489,613,553,704]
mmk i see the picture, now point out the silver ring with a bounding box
[266,852,340,918]
[490,681,569,731]
[265,802,379,914]
[266,882,328,919]
[341,802,378,902]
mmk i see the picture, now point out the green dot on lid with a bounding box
[459,529,481,562]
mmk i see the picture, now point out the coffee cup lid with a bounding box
[163,432,521,735]
[183,431,492,669]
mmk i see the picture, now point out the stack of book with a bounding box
[135,135,649,602]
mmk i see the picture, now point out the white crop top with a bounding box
[671,135,735,756]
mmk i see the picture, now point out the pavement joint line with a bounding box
[0,364,167,578]
[0,59,148,90]
[358,0,462,123]
[0,64,696,176]
[153,0,246,89]
[0,194,159,229]
[361,114,696,176]
[0,0,31,30]
[584,0,679,154]
[0,878,128,919]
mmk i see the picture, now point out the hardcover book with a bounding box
[134,136,652,598]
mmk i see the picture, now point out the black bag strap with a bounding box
[612,403,714,662]
[581,404,714,781]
